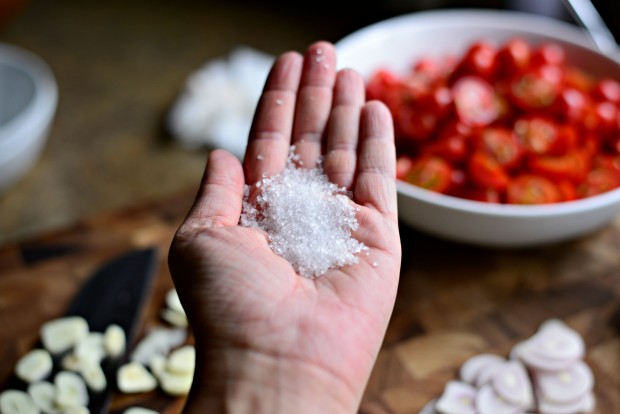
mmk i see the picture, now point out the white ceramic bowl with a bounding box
[0,42,57,194]
[336,9,620,247]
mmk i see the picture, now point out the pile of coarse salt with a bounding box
[240,149,366,278]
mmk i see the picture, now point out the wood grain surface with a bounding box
[1,191,619,413]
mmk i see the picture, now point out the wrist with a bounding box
[183,345,361,414]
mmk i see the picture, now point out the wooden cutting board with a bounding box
[0,191,619,413]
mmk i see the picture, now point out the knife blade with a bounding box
[67,247,159,413]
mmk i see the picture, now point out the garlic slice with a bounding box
[131,328,187,365]
[117,362,157,393]
[149,354,166,379]
[28,382,59,414]
[124,408,159,414]
[160,308,188,328]
[435,381,477,414]
[75,333,105,365]
[0,390,40,414]
[79,362,107,392]
[41,317,89,355]
[165,289,185,314]
[54,371,89,409]
[167,346,195,375]
[16,349,53,383]
[103,324,126,359]
[158,370,193,396]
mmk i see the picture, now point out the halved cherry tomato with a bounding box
[461,187,503,203]
[476,127,523,169]
[405,156,453,193]
[366,69,399,102]
[578,168,620,197]
[555,87,589,124]
[510,66,562,110]
[395,105,437,141]
[513,116,559,156]
[507,175,561,204]
[424,123,470,163]
[468,151,509,190]
[396,156,414,180]
[557,180,578,202]
[528,151,589,184]
[564,67,594,93]
[452,76,499,126]
[594,154,620,173]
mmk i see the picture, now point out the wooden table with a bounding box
[1,191,619,413]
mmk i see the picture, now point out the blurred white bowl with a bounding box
[0,42,57,194]
[336,9,620,247]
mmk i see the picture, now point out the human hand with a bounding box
[169,41,401,414]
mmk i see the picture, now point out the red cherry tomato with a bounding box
[528,151,589,184]
[579,168,620,197]
[468,151,509,190]
[476,127,523,169]
[461,187,503,203]
[531,42,566,67]
[495,37,531,78]
[366,69,399,102]
[507,175,561,204]
[424,123,471,163]
[396,156,414,180]
[555,87,589,124]
[405,156,453,193]
[557,180,578,202]
[455,41,497,79]
[452,76,499,126]
[395,105,437,141]
[510,66,562,110]
[592,78,620,103]
[514,116,559,156]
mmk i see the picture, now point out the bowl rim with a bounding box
[0,42,58,158]
[337,8,620,218]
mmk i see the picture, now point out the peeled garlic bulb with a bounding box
[41,317,89,355]
[16,349,53,383]
[117,362,157,393]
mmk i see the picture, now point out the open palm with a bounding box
[169,42,401,413]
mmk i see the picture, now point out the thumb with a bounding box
[185,149,245,228]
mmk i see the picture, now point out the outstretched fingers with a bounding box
[323,69,365,190]
[244,51,303,185]
[291,41,337,168]
[354,101,398,221]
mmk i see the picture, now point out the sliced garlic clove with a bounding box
[124,407,159,414]
[535,360,594,404]
[60,354,82,372]
[491,360,534,408]
[103,324,126,359]
[460,354,505,385]
[28,382,59,414]
[160,308,188,328]
[74,333,105,365]
[79,362,107,392]
[41,317,89,355]
[435,381,477,414]
[538,390,595,414]
[54,371,89,409]
[16,349,53,383]
[130,328,187,365]
[165,288,185,315]
[149,354,166,379]
[475,384,522,414]
[166,346,195,375]
[0,390,41,414]
[117,362,157,393]
[158,370,193,397]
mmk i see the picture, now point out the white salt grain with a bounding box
[257,154,264,160]
[275,99,283,105]
[241,148,365,278]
